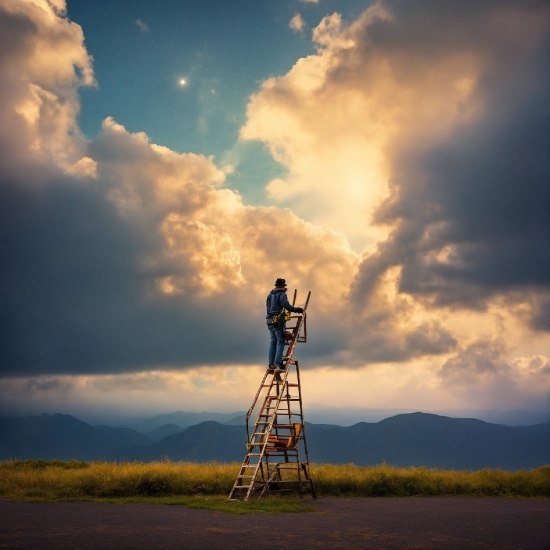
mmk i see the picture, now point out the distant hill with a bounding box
[1,413,548,470]
[435,408,550,426]
[113,413,549,470]
[306,413,550,470]
[129,411,246,433]
[145,424,185,442]
[224,415,246,425]
[0,414,152,460]
[305,406,550,426]
[114,421,247,462]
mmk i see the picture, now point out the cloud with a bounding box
[241,0,550,339]
[135,18,149,33]
[0,0,548,414]
[438,340,550,410]
[289,13,305,32]
[301,0,319,4]
[0,0,94,176]
[0,367,268,419]
[2,350,548,420]
[0,0,361,376]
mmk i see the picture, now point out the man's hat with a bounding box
[274,278,286,288]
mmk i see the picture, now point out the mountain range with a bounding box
[126,411,246,434]
[1,412,548,470]
[303,406,550,427]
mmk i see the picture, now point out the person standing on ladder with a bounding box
[266,278,304,370]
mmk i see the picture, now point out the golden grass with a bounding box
[0,460,548,506]
[312,463,550,497]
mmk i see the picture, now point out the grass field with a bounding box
[0,460,548,513]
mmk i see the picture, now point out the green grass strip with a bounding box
[5,493,312,514]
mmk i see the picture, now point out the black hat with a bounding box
[274,278,286,288]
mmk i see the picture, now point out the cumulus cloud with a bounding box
[241,0,550,355]
[289,13,305,32]
[0,0,94,177]
[0,0,548,415]
[0,0,360,376]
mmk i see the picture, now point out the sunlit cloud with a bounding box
[289,13,305,33]
[0,0,548,415]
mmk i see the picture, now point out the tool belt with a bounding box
[270,307,291,327]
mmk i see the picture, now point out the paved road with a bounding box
[1,497,548,549]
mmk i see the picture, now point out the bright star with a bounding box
[179,78,187,86]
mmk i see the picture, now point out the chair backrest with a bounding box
[286,423,302,448]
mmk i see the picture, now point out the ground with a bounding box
[1,497,548,549]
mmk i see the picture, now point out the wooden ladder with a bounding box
[228,290,316,501]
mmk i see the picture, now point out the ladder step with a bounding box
[263,479,304,484]
[272,424,302,428]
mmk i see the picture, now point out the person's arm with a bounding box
[279,292,304,313]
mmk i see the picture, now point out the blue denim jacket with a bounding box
[266,289,301,316]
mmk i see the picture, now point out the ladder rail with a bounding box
[245,368,272,441]
[295,359,316,498]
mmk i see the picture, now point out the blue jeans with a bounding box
[268,322,286,367]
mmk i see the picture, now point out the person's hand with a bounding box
[295,307,304,313]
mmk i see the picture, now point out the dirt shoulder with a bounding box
[1,496,549,549]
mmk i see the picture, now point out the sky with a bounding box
[0,0,549,423]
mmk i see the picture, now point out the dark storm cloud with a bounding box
[0,169,267,376]
[352,0,550,324]
[0,0,266,375]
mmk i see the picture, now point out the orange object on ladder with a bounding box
[228,290,316,501]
